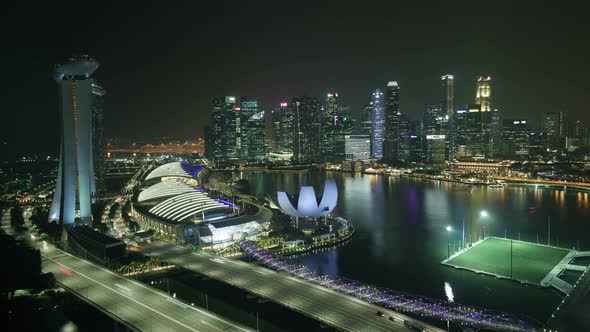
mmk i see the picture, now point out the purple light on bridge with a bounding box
[218,199,237,208]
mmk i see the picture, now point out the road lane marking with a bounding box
[114,283,132,293]
[44,255,204,332]
[43,253,252,332]
[42,245,251,331]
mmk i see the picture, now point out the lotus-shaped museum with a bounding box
[276,180,338,218]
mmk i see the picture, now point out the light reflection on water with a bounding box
[241,171,590,321]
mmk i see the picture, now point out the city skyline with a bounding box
[2,2,589,157]
[3,4,590,330]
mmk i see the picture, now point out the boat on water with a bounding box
[487,183,504,189]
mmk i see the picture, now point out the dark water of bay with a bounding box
[236,170,590,323]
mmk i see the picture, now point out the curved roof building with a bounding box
[137,178,197,202]
[137,177,229,222]
[145,162,203,181]
[132,163,270,246]
[276,180,338,218]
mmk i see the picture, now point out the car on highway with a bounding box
[376,310,385,317]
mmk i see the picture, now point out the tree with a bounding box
[30,206,49,232]
[10,205,25,229]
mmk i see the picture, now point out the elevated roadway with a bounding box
[143,241,444,332]
[1,211,252,332]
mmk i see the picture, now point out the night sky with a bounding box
[2,2,589,157]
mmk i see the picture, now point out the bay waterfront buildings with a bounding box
[204,75,590,168]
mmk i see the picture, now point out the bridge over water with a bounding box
[493,177,590,192]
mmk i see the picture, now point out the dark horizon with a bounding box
[2,2,589,156]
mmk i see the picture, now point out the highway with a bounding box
[143,241,444,332]
[1,211,253,332]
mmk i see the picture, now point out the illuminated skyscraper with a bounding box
[371,89,385,159]
[211,96,238,163]
[441,75,454,160]
[476,76,492,113]
[90,80,106,193]
[344,135,371,162]
[441,75,454,117]
[240,98,266,164]
[360,103,373,138]
[239,97,264,163]
[454,108,468,156]
[464,104,485,157]
[423,104,444,136]
[490,108,502,157]
[502,119,529,159]
[383,81,401,162]
[475,76,493,157]
[293,96,322,163]
[543,111,567,152]
[49,56,99,225]
[272,102,294,154]
[322,92,339,160]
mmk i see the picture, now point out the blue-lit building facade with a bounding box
[50,56,100,225]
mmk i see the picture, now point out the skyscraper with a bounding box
[245,109,266,164]
[398,114,411,161]
[502,119,530,159]
[454,108,468,157]
[211,96,238,163]
[360,103,373,137]
[239,97,260,162]
[426,134,446,163]
[441,75,454,117]
[371,89,385,159]
[464,104,485,157]
[90,80,106,194]
[441,75,454,160]
[476,76,492,113]
[543,112,561,151]
[408,120,424,163]
[383,81,400,162]
[50,56,99,225]
[331,104,355,162]
[293,96,322,163]
[272,102,294,155]
[423,104,444,136]
[344,135,371,162]
[322,93,339,160]
[490,108,502,157]
[475,76,493,157]
[423,104,448,162]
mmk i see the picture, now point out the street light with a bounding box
[480,210,489,239]
[446,226,452,258]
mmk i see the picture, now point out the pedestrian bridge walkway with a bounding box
[238,241,543,332]
[541,250,590,295]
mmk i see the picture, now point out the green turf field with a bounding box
[445,237,569,284]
